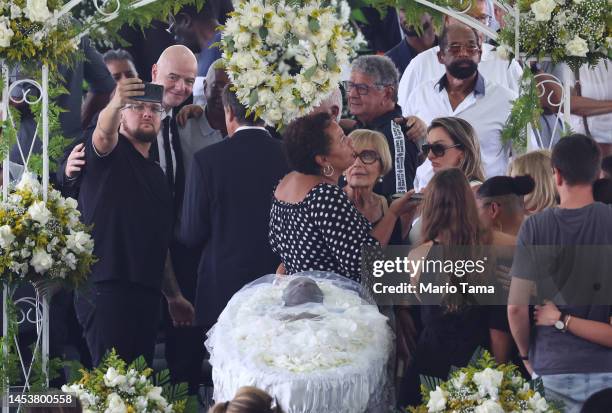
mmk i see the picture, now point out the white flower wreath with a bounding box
[496,0,610,70]
[221,0,364,127]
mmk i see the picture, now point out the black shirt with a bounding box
[358,105,419,195]
[78,134,173,290]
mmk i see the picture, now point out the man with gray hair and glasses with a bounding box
[345,55,425,197]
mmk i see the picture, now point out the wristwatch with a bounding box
[554,311,568,332]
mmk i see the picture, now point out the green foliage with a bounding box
[501,69,542,153]
[0,288,21,395]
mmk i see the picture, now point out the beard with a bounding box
[448,60,478,79]
[124,123,158,143]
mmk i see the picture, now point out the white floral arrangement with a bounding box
[62,350,191,413]
[410,351,560,413]
[0,0,81,68]
[496,0,610,70]
[220,0,365,127]
[0,173,95,287]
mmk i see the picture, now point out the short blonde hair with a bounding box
[348,129,392,175]
[209,387,282,413]
[508,150,557,213]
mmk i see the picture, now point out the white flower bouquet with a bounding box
[0,173,95,288]
[496,0,610,70]
[63,350,194,413]
[220,0,365,127]
[0,0,80,69]
[409,351,560,413]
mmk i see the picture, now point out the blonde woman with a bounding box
[209,387,282,413]
[343,129,393,224]
[508,150,557,214]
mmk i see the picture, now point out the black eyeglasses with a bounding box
[355,150,380,165]
[344,81,390,96]
[422,143,462,157]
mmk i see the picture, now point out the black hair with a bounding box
[282,113,334,175]
[178,0,233,24]
[221,85,264,126]
[551,134,601,185]
[103,49,135,64]
[593,178,612,205]
[477,175,535,198]
[439,24,480,51]
[601,155,612,177]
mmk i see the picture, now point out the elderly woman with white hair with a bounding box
[346,55,426,198]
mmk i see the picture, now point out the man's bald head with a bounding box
[152,45,198,109]
[204,59,230,115]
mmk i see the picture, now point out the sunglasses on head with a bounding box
[355,149,380,165]
[422,143,462,157]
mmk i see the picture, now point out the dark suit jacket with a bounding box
[180,128,289,327]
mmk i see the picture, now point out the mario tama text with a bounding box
[371,256,495,295]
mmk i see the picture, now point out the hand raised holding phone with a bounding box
[109,78,145,110]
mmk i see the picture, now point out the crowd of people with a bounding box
[1,0,611,412]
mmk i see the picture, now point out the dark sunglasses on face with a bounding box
[422,143,462,157]
[355,149,380,164]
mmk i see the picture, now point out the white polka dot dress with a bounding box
[269,183,379,282]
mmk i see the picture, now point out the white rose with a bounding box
[104,393,127,413]
[65,197,78,211]
[247,14,263,29]
[233,52,254,69]
[266,108,283,123]
[530,0,557,21]
[257,88,275,106]
[426,386,447,412]
[24,0,52,23]
[146,386,166,403]
[104,367,127,388]
[234,31,251,48]
[528,392,549,412]
[30,249,53,274]
[565,35,589,57]
[28,201,51,226]
[0,225,15,249]
[63,252,77,270]
[554,10,568,25]
[269,15,286,37]
[66,231,93,254]
[496,44,513,60]
[16,172,41,192]
[10,4,22,18]
[294,17,309,37]
[473,368,504,400]
[474,400,505,413]
[0,20,14,48]
[299,80,317,101]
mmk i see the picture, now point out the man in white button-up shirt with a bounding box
[397,0,522,111]
[403,24,517,191]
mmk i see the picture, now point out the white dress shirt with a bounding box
[157,110,178,181]
[404,74,517,191]
[552,60,612,144]
[398,43,523,113]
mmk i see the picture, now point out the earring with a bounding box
[322,164,334,177]
[378,176,384,183]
